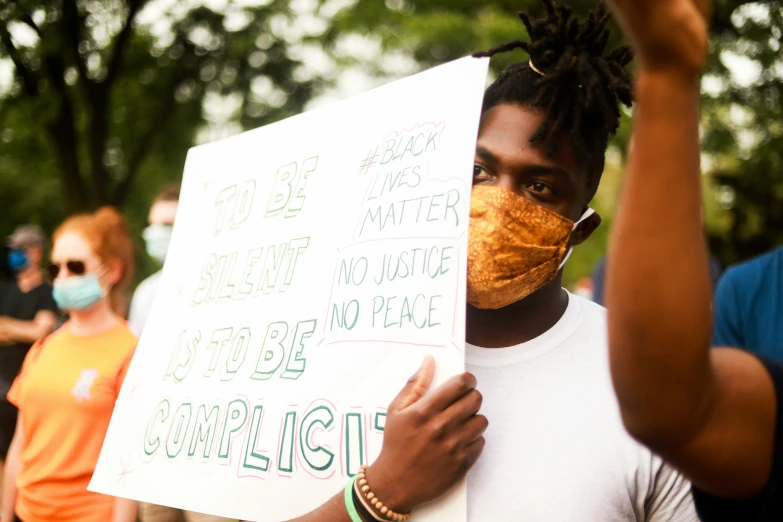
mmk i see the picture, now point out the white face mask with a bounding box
[143,225,173,264]
[558,208,596,270]
[51,266,109,311]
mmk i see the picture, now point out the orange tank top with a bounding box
[7,321,136,522]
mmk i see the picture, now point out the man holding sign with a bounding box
[255,2,697,521]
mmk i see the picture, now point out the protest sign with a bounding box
[90,56,489,521]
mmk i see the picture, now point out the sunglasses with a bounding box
[48,260,87,279]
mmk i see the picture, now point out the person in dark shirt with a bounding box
[712,247,783,358]
[602,0,783,520]
[0,225,58,481]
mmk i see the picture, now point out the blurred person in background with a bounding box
[130,187,233,522]
[605,0,783,518]
[572,276,595,301]
[128,184,179,336]
[1,208,138,522]
[0,226,58,496]
[1,245,13,281]
[712,246,783,359]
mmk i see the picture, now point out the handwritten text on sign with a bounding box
[90,57,489,522]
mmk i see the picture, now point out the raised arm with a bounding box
[605,0,778,499]
[246,356,487,522]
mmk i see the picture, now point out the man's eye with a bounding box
[527,182,553,195]
[473,165,493,182]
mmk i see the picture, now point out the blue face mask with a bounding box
[143,225,173,264]
[52,273,104,311]
[7,249,29,273]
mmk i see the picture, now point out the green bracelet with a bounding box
[345,476,364,522]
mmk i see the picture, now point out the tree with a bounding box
[0,0,321,224]
[3,0,780,284]
[702,1,783,266]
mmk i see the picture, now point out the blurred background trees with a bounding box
[1,0,781,287]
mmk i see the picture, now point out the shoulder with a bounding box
[721,248,783,284]
[36,282,53,299]
[555,293,608,353]
[551,293,609,363]
[106,323,138,376]
[0,280,18,298]
[21,324,69,362]
[570,293,607,324]
[40,324,70,346]
[33,280,53,293]
[32,281,56,306]
[115,321,139,346]
[90,322,138,360]
[133,271,162,297]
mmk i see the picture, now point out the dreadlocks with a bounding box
[474,0,633,188]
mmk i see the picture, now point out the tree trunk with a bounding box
[47,93,91,211]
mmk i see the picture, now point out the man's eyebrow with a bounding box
[524,163,572,179]
[476,145,576,182]
[475,146,500,165]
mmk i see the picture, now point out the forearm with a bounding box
[1,317,52,344]
[289,492,352,522]
[1,444,20,520]
[241,491,352,522]
[111,498,138,522]
[607,69,714,445]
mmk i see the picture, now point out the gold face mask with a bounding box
[467,185,593,310]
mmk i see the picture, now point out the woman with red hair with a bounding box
[1,207,138,522]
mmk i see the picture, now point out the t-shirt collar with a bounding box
[466,291,584,368]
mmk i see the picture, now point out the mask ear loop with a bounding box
[559,208,596,270]
[94,265,115,298]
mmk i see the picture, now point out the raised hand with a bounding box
[604,0,711,74]
[364,356,487,514]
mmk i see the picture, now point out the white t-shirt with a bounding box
[127,271,162,336]
[466,293,697,521]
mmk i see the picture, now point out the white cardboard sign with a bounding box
[90,56,489,522]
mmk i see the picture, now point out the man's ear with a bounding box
[571,211,602,247]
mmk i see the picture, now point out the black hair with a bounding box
[474,0,633,190]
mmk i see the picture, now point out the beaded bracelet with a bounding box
[345,476,364,522]
[353,480,386,522]
[355,465,412,521]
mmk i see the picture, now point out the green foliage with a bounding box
[702,1,783,266]
[2,0,782,290]
[0,0,323,284]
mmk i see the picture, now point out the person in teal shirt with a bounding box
[712,246,783,359]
